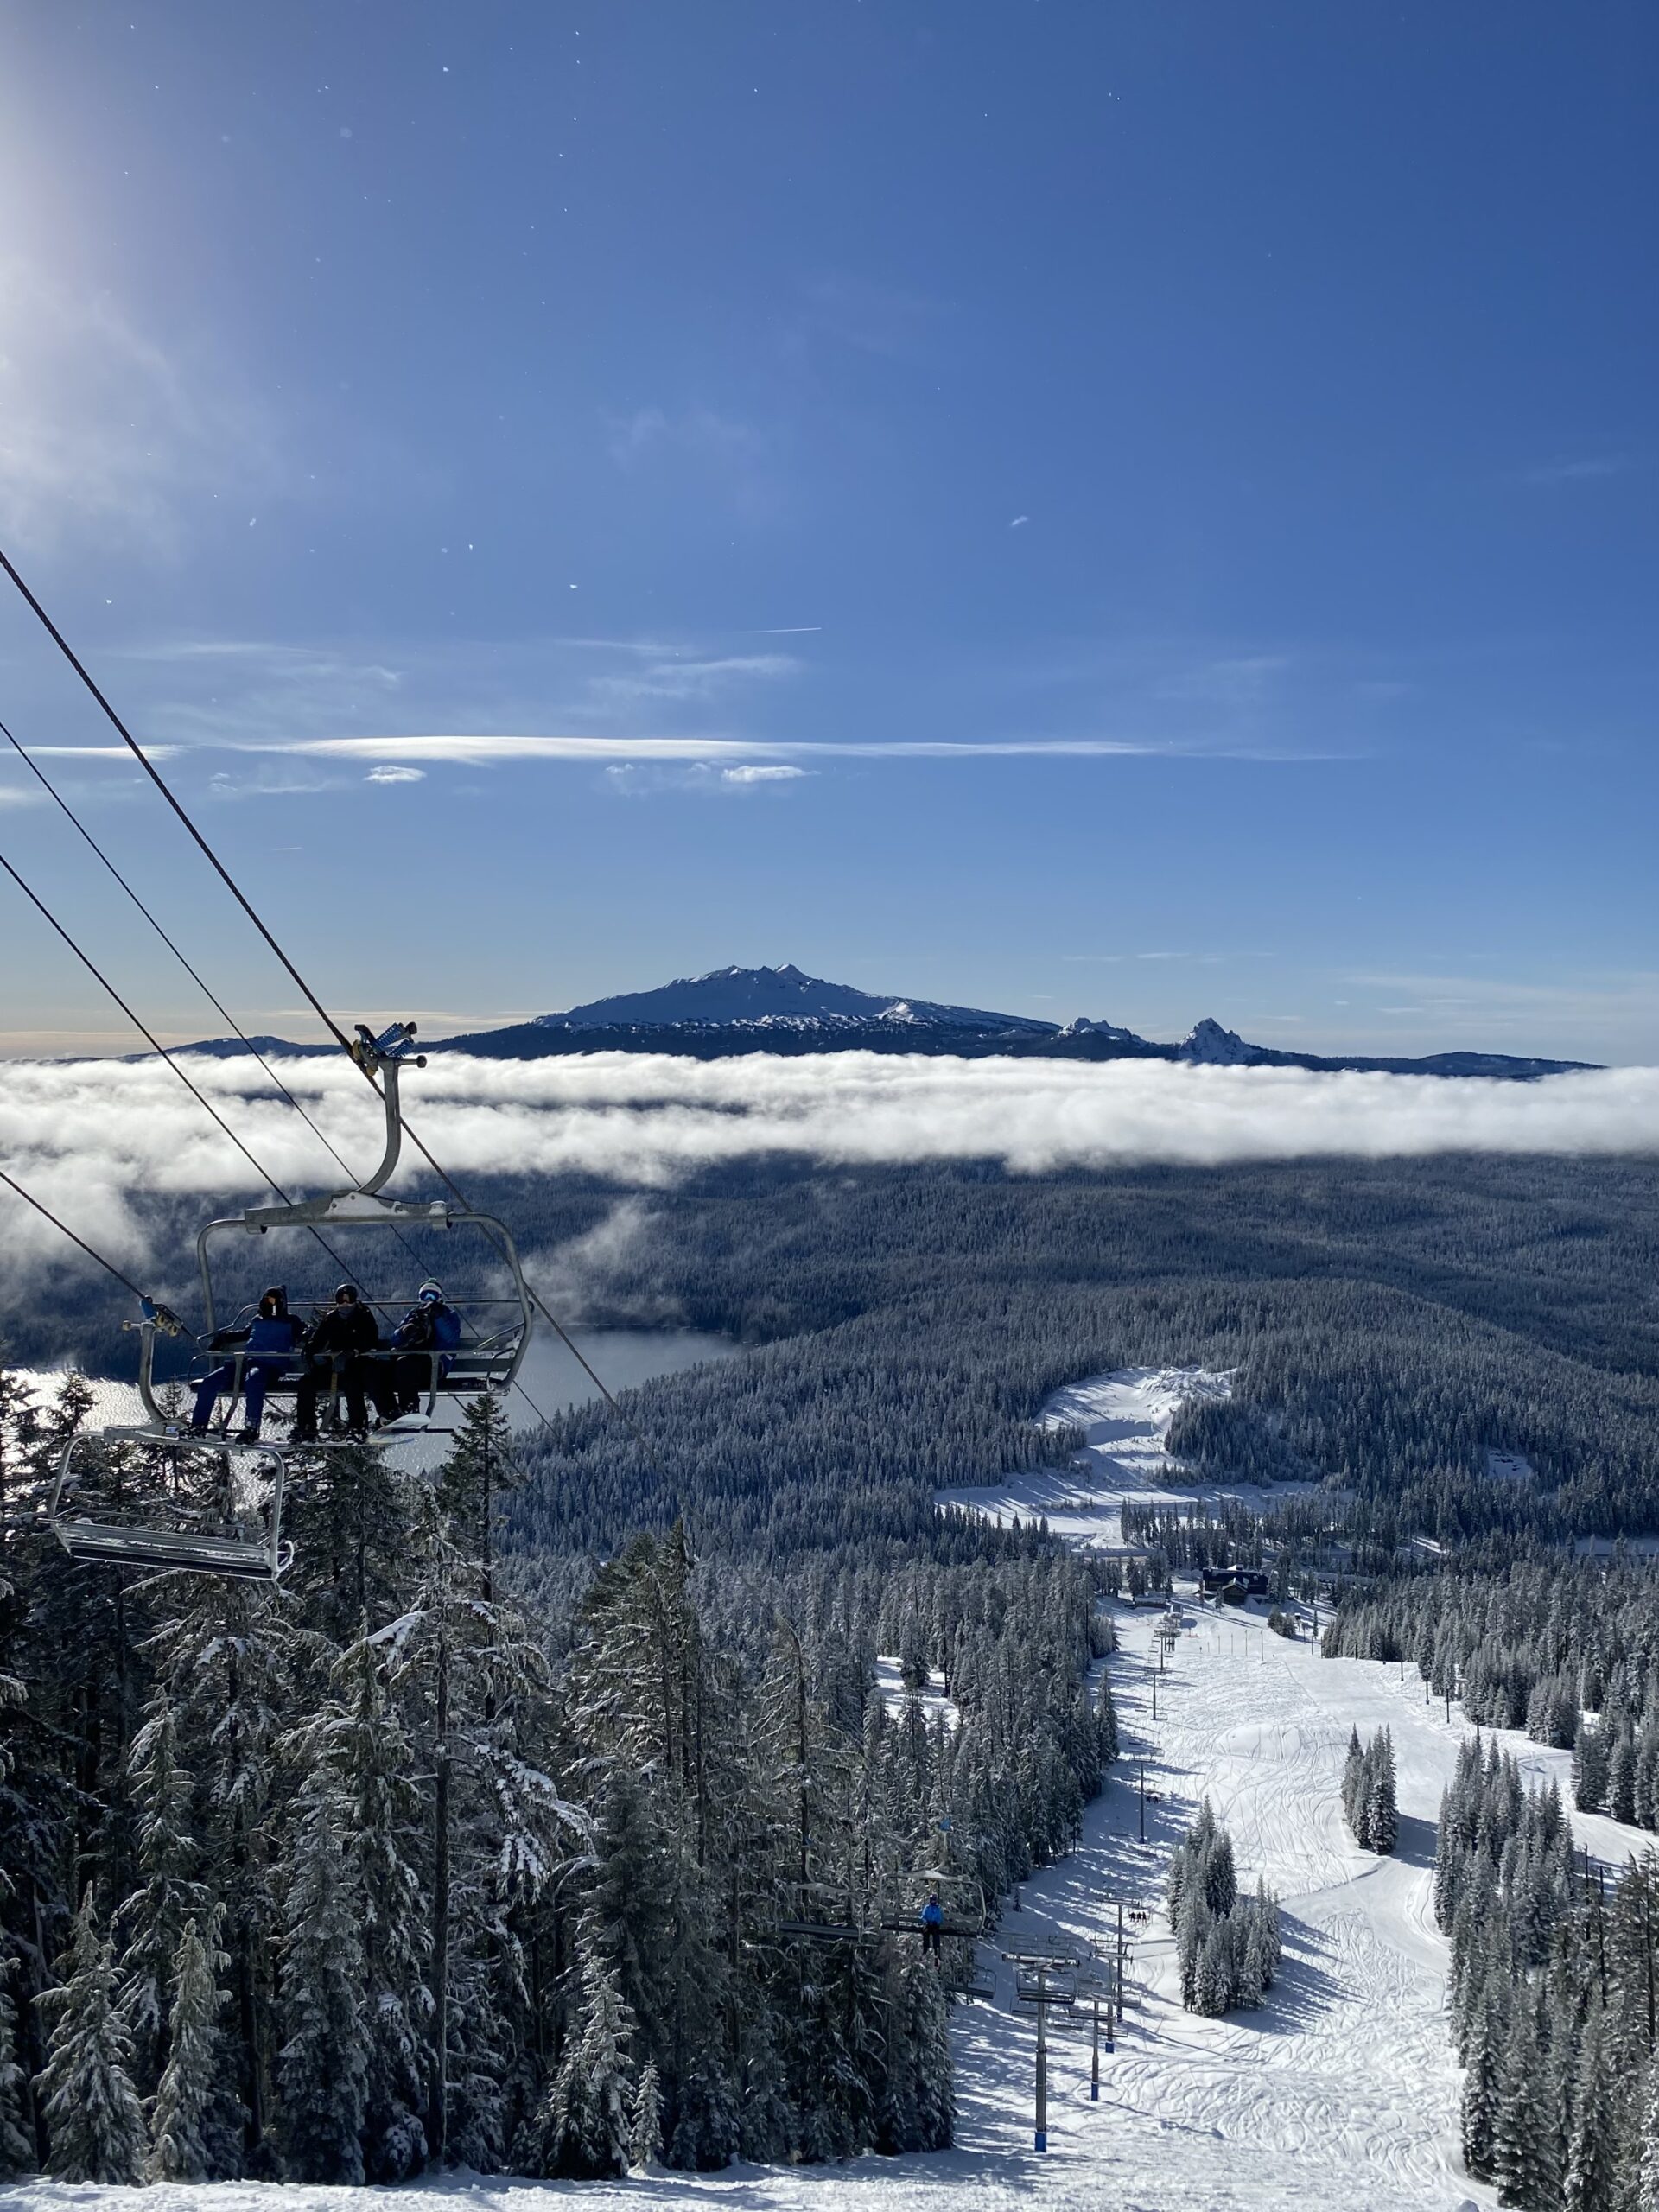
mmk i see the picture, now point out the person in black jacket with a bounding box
[290,1284,392,1440]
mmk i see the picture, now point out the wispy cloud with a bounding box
[1521,453,1640,486]
[602,760,814,798]
[23,744,181,762]
[365,765,425,785]
[587,653,799,707]
[254,732,1338,766]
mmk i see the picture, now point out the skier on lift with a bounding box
[189,1285,306,1441]
[387,1278,462,1417]
[921,1889,944,1955]
[290,1283,391,1442]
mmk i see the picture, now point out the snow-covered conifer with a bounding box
[0,1953,35,2175]
[1491,1994,1557,2212]
[629,2058,663,2171]
[1564,2008,1622,2212]
[521,1936,635,2178]
[1461,1981,1504,2182]
[146,1915,226,2183]
[34,1891,148,2183]
[276,1765,369,2183]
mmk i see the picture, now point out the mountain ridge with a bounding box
[156,965,1597,1078]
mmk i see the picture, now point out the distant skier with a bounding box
[190,1285,305,1441]
[387,1278,463,1419]
[921,1890,944,1955]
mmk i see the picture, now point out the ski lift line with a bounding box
[0,545,362,1065]
[0,1165,152,1301]
[0,545,626,1436]
[0,714,365,1191]
[0,718,489,1332]
[0,842,372,1297]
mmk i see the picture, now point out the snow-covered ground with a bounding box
[17,1366,1648,2212]
[936,1364,1319,1552]
[872,1656,960,1732]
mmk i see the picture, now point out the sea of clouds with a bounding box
[2,1048,1656,1281]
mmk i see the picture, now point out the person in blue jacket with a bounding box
[387,1279,463,1417]
[920,1890,944,1955]
[189,1286,305,1441]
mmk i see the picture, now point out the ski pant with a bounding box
[193,1357,285,1432]
[292,1354,396,1435]
[922,1925,942,1955]
[388,1351,454,1414]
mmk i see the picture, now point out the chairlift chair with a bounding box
[48,1022,533,1582]
[888,1859,988,1941]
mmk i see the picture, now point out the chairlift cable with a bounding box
[0,842,365,1289]
[0,714,470,1315]
[0,1165,152,1303]
[0,545,634,1434]
[0,715,364,1188]
[0,547,361,1061]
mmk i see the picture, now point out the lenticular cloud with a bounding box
[1,1049,1656,1272]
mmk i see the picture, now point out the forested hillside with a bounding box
[0,1386,1112,2183]
[497,1154,1659,1554]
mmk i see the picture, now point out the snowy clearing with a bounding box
[936,1364,1319,1552]
[18,1366,1650,2212]
[872,1656,960,1732]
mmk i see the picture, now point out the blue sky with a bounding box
[0,1,1654,1059]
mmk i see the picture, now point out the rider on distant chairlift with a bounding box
[920,1889,945,1955]
[189,1286,305,1441]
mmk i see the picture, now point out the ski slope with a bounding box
[936,1363,1320,1552]
[16,1367,1648,2212]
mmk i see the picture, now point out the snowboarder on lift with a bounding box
[921,1890,944,1955]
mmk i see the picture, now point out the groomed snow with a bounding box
[936,1364,1319,1553]
[16,1366,1649,2212]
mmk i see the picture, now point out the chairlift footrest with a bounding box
[54,1518,290,1580]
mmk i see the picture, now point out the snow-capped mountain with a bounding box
[1178,1018,1270,1067]
[532,963,1052,1036]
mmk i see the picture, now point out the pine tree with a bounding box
[520,1936,635,2179]
[1564,2007,1622,2212]
[118,1682,207,2083]
[1461,1977,1503,2183]
[304,1628,431,2178]
[1491,1993,1557,2211]
[34,1891,148,2183]
[1195,1923,1234,2017]
[1637,2053,1659,2212]
[147,1915,226,2183]
[0,1953,34,2176]
[1096,1669,1119,1764]
[628,2058,663,2171]
[1343,1726,1366,1840]
[1366,1729,1399,1854]
[276,1764,369,2183]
